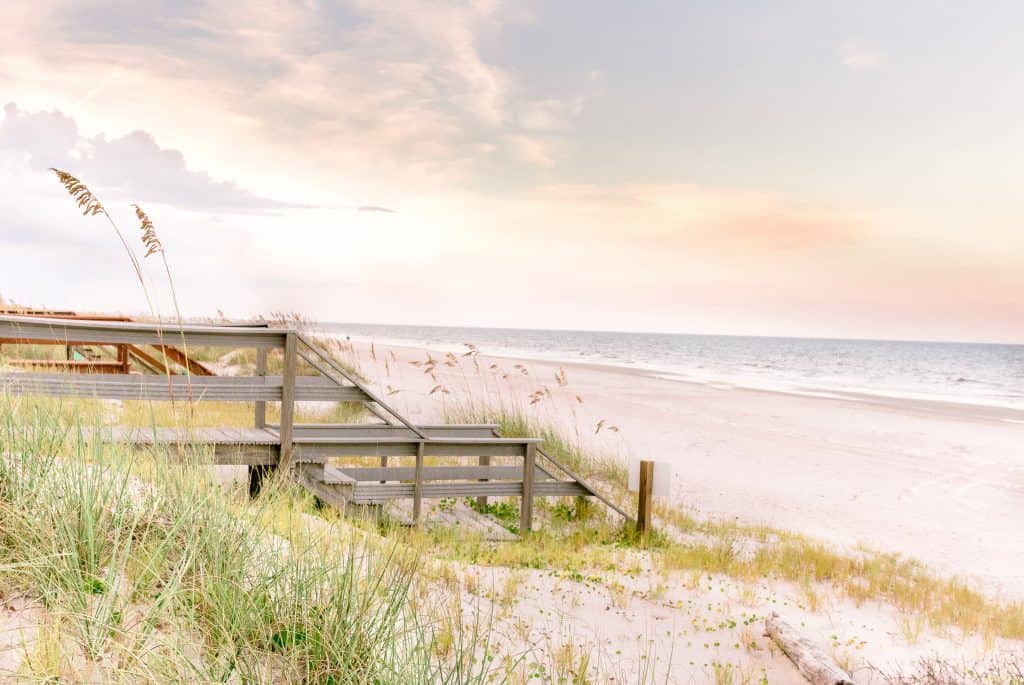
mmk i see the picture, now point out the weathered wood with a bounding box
[386,499,517,541]
[159,345,213,376]
[322,464,356,484]
[350,480,589,502]
[520,443,536,533]
[412,441,425,523]
[285,424,500,438]
[764,613,854,685]
[637,460,654,536]
[295,334,427,438]
[323,465,554,483]
[116,342,130,373]
[0,314,285,349]
[6,359,127,373]
[102,426,280,445]
[254,347,267,429]
[1,314,626,526]
[0,372,366,402]
[124,344,171,375]
[476,454,491,507]
[294,464,355,510]
[292,437,539,460]
[278,332,297,470]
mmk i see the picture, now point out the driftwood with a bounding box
[765,612,854,685]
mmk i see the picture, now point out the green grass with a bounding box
[0,395,496,683]
[437,399,1024,644]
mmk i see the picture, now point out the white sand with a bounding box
[346,339,1024,598]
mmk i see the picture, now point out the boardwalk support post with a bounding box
[476,454,491,508]
[520,443,536,533]
[637,460,654,536]
[250,346,273,498]
[254,347,267,429]
[413,441,425,523]
[278,333,297,470]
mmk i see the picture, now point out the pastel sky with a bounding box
[1,1,1022,342]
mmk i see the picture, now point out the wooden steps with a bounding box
[0,314,630,532]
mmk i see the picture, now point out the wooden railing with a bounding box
[0,315,625,531]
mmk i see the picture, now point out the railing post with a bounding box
[117,344,130,374]
[476,454,491,508]
[520,442,536,533]
[254,346,267,429]
[637,460,654,536]
[278,333,297,470]
[413,441,425,524]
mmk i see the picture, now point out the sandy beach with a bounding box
[345,338,1024,598]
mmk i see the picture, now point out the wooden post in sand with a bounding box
[637,460,654,536]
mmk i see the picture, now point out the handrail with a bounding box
[0,314,285,348]
[488,426,634,524]
[294,333,429,440]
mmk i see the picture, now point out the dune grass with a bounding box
[0,395,500,683]
[431,396,1024,645]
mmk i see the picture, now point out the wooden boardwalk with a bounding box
[0,314,631,530]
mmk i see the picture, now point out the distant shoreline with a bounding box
[332,330,1024,422]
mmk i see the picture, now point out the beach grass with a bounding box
[0,394,497,683]
[426,396,1024,646]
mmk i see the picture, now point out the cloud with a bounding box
[358,205,397,213]
[839,41,884,70]
[506,134,556,167]
[0,103,303,212]
[0,1,583,186]
[518,98,583,131]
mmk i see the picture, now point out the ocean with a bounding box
[321,323,1024,411]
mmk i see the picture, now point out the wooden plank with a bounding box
[0,314,285,349]
[533,481,590,496]
[350,480,590,501]
[325,465,553,483]
[477,454,491,507]
[254,347,267,429]
[278,332,297,470]
[160,345,213,376]
[322,464,356,485]
[520,442,536,533]
[125,344,171,375]
[0,373,366,402]
[339,478,592,503]
[295,464,354,509]
[100,426,280,445]
[287,424,500,438]
[292,437,538,460]
[412,441,424,523]
[6,359,127,374]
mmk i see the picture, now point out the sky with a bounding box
[1,1,1022,343]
